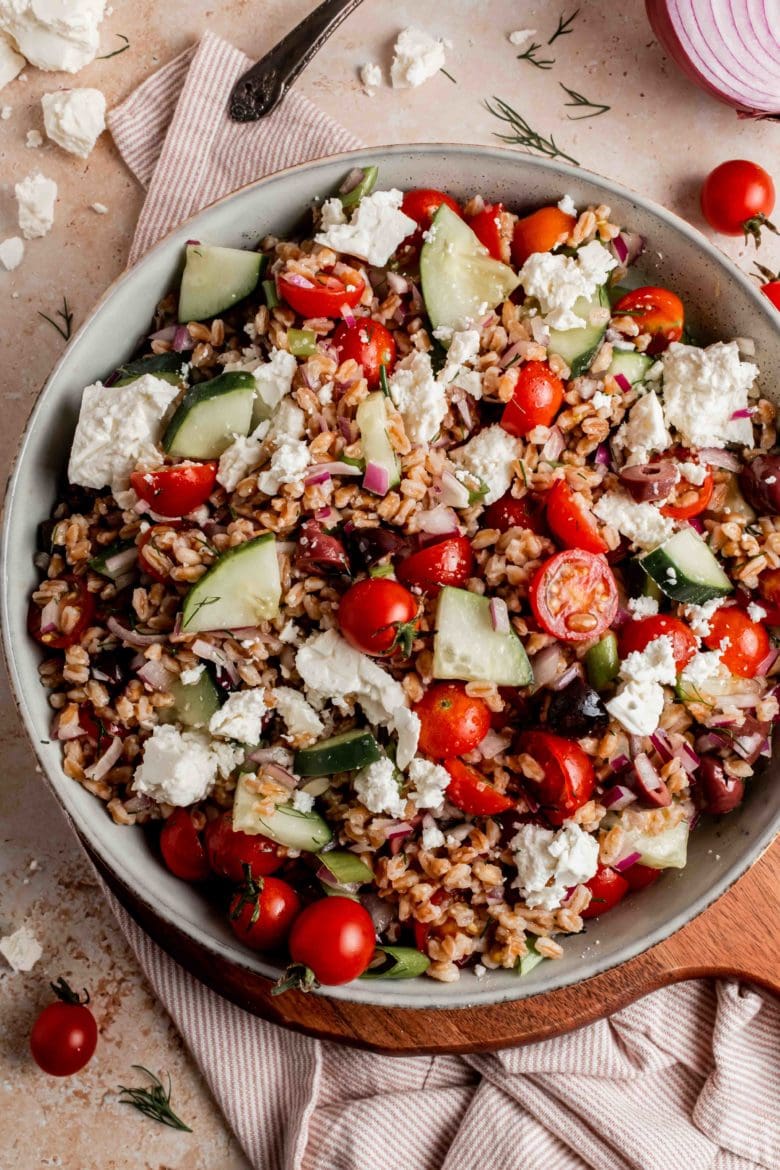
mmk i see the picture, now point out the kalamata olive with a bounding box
[545,677,609,738]
[618,461,677,503]
[739,454,780,515]
[698,754,745,814]
[295,520,350,574]
[631,752,672,807]
[345,524,411,570]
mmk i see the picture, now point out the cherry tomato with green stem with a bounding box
[338,578,419,657]
[701,160,776,244]
[277,896,376,989]
[229,866,301,952]
[30,978,98,1077]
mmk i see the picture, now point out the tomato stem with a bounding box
[743,213,778,247]
[229,863,265,927]
[50,976,89,1005]
[270,962,319,996]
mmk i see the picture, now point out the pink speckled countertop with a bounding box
[1,2,778,1167]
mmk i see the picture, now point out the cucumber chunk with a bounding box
[356,391,400,490]
[547,286,609,377]
[161,668,222,729]
[339,165,378,210]
[420,205,520,333]
[114,352,184,387]
[611,811,689,869]
[607,350,653,385]
[181,533,281,634]
[232,776,332,851]
[640,528,733,605]
[162,371,255,459]
[585,632,619,691]
[315,850,373,885]
[517,938,545,977]
[178,243,265,323]
[433,586,533,686]
[360,946,431,980]
[294,729,381,776]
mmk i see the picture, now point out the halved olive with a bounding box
[619,461,677,503]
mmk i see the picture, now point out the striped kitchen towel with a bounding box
[106,31,780,1170]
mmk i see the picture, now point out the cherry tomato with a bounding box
[500,361,564,438]
[30,979,98,1077]
[288,896,376,985]
[413,682,491,758]
[623,862,662,891]
[160,808,211,881]
[612,286,684,354]
[444,759,514,816]
[204,811,284,883]
[278,271,365,319]
[483,491,546,534]
[137,523,181,584]
[660,453,714,520]
[332,318,396,387]
[27,577,95,650]
[413,921,431,953]
[518,730,595,825]
[511,205,575,268]
[130,463,217,518]
[759,567,780,622]
[529,550,618,644]
[467,202,506,260]
[701,160,776,243]
[396,535,474,594]
[401,188,462,233]
[618,614,698,672]
[229,872,301,952]
[338,578,418,657]
[703,606,770,678]
[581,865,629,918]
[759,275,780,312]
[545,479,608,554]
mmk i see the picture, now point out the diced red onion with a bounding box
[137,659,175,692]
[417,505,460,537]
[696,730,728,753]
[316,864,361,893]
[314,506,339,525]
[386,271,410,295]
[191,639,239,686]
[385,821,414,840]
[84,735,123,782]
[308,460,362,478]
[715,691,759,709]
[438,469,471,509]
[730,407,754,420]
[107,615,160,647]
[551,662,583,691]
[408,282,424,314]
[632,752,672,807]
[611,233,629,264]
[477,729,511,759]
[602,785,637,810]
[499,341,524,369]
[123,793,155,814]
[186,238,200,246]
[673,741,701,775]
[454,394,474,430]
[104,547,138,577]
[53,712,87,741]
[304,468,332,487]
[613,850,642,872]
[629,734,644,758]
[172,325,193,353]
[489,597,510,634]
[614,373,631,393]
[228,627,264,639]
[610,753,632,774]
[283,272,314,289]
[248,746,294,766]
[338,167,365,195]
[338,416,358,443]
[594,442,611,466]
[540,426,565,462]
[148,325,178,342]
[756,647,779,676]
[363,461,390,496]
[263,762,298,790]
[649,727,674,762]
[687,516,705,533]
[699,448,741,471]
[39,598,60,635]
[340,303,357,327]
[532,645,566,688]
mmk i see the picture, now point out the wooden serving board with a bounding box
[91,838,780,1056]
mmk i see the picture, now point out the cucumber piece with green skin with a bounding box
[315,850,373,885]
[339,165,379,210]
[420,204,520,333]
[89,540,137,582]
[356,391,400,491]
[162,371,255,459]
[232,775,332,850]
[547,286,610,377]
[294,729,381,776]
[642,573,663,602]
[114,352,184,386]
[607,350,653,385]
[585,632,619,691]
[161,669,222,729]
[640,528,733,605]
[517,939,545,976]
[360,946,431,980]
[181,532,281,634]
[432,586,533,686]
[178,244,265,323]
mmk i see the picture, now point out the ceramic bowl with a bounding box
[4,145,779,1010]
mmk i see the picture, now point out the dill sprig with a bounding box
[548,8,580,44]
[38,296,73,341]
[560,82,610,120]
[485,97,579,166]
[118,1066,192,1132]
[516,41,555,70]
[98,34,130,60]
[440,67,457,84]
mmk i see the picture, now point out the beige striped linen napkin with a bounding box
[106,31,780,1170]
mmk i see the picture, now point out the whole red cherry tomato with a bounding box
[278,271,365,319]
[333,319,396,387]
[30,978,98,1077]
[130,463,217,518]
[229,868,301,952]
[612,287,684,354]
[619,614,698,672]
[545,479,608,554]
[444,759,514,816]
[518,730,595,825]
[530,550,618,644]
[703,605,771,678]
[396,535,474,594]
[511,206,575,267]
[205,811,284,883]
[500,361,564,437]
[160,808,211,881]
[414,682,491,758]
[701,160,776,243]
[284,896,376,987]
[338,578,419,657]
[27,576,95,650]
[581,865,629,918]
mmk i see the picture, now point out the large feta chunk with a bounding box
[519,241,617,330]
[253,349,297,415]
[315,188,417,267]
[407,758,449,810]
[593,489,675,549]
[0,924,42,972]
[0,29,24,88]
[270,686,324,743]
[439,328,482,392]
[661,341,757,449]
[67,374,179,495]
[390,26,446,89]
[451,424,520,504]
[0,0,106,72]
[606,634,676,737]
[131,725,219,806]
[512,821,599,910]
[614,391,670,466]
[679,650,730,693]
[41,87,105,157]
[209,688,267,744]
[15,170,57,239]
[256,434,310,496]
[354,756,405,817]
[388,350,446,445]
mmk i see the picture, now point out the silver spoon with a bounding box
[229,0,366,122]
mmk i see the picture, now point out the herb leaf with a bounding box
[548,8,580,44]
[38,295,74,341]
[559,82,610,120]
[98,33,130,60]
[118,1066,192,1132]
[182,595,220,628]
[485,97,579,167]
[440,68,457,84]
[516,42,555,70]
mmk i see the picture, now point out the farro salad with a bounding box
[29,168,780,988]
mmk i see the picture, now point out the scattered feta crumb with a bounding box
[0,0,107,73]
[42,88,106,157]
[614,391,670,466]
[680,650,730,691]
[594,489,675,549]
[677,460,708,486]
[291,789,315,813]
[628,595,659,619]
[0,925,42,972]
[451,424,521,504]
[15,170,57,239]
[474,963,487,978]
[590,390,612,412]
[25,128,42,148]
[508,28,535,47]
[179,663,205,686]
[388,350,446,445]
[132,725,220,806]
[558,193,577,217]
[421,822,445,850]
[360,62,382,92]
[390,27,446,89]
[0,236,24,271]
[90,201,108,214]
[606,635,677,737]
[216,421,269,492]
[683,598,725,638]
[748,601,767,622]
[1,104,11,118]
[271,686,324,742]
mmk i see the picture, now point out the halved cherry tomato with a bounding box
[623,862,662,891]
[501,360,564,438]
[618,614,698,672]
[287,896,376,985]
[137,523,181,584]
[511,206,575,268]
[396,535,474,594]
[660,459,714,520]
[530,549,618,644]
[467,202,506,261]
[701,160,776,243]
[27,577,95,650]
[483,491,546,534]
[160,808,211,882]
[581,865,629,918]
[444,759,514,816]
[205,811,284,883]
[545,479,608,554]
[401,188,462,233]
[229,872,301,952]
[612,287,684,354]
[414,682,491,758]
[517,730,595,825]
[338,578,418,657]
[333,318,396,387]
[703,605,770,678]
[130,463,217,518]
[278,271,365,319]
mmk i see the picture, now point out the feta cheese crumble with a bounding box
[90,201,108,214]
[519,241,617,330]
[747,602,767,622]
[292,789,315,813]
[270,686,324,742]
[0,924,42,972]
[558,193,577,217]
[627,595,659,619]
[661,341,757,449]
[508,28,536,46]
[680,650,730,693]
[360,62,382,92]
[451,424,521,504]
[421,823,445,850]
[606,635,677,737]
[354,756,405,818]
[407,758,449,810]
[179,663,205,686]
[315,189,417,268]
[512,822,599,910]
[253,348,297,415]
[388,350,446,445]
[390,27,446,89]
[68,374,179,496]
[0,0,107,72]
[216,421,270,492]
[0,235,24,270]
[42,87,105,157]
[209,688,267,744]
[593,489,675,549]
[132,725,220,806]
[614,391,670,466]
[25,128,42,147]
[0,29,24,89]
[683,597,725,637]
[15,170,57,239]
[677,461,708,486]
